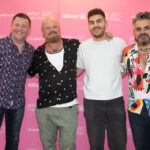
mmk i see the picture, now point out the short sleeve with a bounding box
[121,46,129,74]
[77,44,85,69]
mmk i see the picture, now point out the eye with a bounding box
[15,24,20,27]
[52,25,57,29]
[22,25,26,29]
[89,21,94,25]
[97,19,102,23]
[136,27,141,32]
[46,27,50,30]
[145,26,150,30]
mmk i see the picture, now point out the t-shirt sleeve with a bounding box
[122,40,127,50]
[77,44,85,69]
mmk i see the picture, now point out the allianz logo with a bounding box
[27,149,42,150]
[28,82,39,88]
[0,35,5,38]
[28,128,39,132]
[27,104,36,112]
[62,13,86,19]
[105,12,121,21]
[28,37,44,41]
[76,126,85,135]
[0,13,14,17]
[78,105,84,112]
[0,126,5,133]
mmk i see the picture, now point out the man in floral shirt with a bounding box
[0,13,34,150]
[122,12,150,150]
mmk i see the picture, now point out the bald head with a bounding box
[42,17,60,31]
[42,17,61,43]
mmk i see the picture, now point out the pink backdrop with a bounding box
[0,0,150,149]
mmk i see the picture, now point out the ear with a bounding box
[10,23,13,32]
[42,30,45,38]
[105,32,113,41]
[28,27,31,35]
[105,20,107,27]
[41,25,45,37]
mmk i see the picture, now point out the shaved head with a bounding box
[42,17,61,43]
[42,17,60,32]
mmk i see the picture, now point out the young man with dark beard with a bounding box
[77,8,127,150]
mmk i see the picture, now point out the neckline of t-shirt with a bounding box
[90,38,108,45]
[45,48,64,56]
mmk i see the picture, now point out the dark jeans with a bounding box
[84,97,126,150]
[0,106,24,150]
[128,111,150,150]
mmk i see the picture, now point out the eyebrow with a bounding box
[89,18,102,22]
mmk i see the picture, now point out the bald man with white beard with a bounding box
[28,17,80,150]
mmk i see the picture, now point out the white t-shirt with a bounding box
[45,49,78,107]
[77,37,126,100]
[45,49,64,72]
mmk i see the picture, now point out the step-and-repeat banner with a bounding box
[0,0,149,149]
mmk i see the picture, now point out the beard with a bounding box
[46,35,61,43]
[91,26,105,39]
[46,31,61,43]
[135,33,150,46]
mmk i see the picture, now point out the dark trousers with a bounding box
[84,97,127,150]
[128,111,150,150]
[0,106,24,150]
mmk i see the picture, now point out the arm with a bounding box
[76,68,84,77]
[27,51,38,77]
[34,73,39,78]
[121,46,129,78]
[27,74,31,78]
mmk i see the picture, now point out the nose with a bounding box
[141,28,147,34]
[16,25,23,31]
[93,22,99,27]
[141,29,145,33]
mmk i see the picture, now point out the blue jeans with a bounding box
[84,97,126,150]
[0,106,24,150]
[128,111,150,150]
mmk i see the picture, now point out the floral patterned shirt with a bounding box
[0,35,34,109]
[122,43,150,116]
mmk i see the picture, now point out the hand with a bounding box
[105,32,113,41]
[27,74,31,78]
[76,68,84,77]
[121,72,127,78]
[35,73,39,79]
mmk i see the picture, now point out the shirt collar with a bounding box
[132,43,139,51]
[8,33,28,52]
